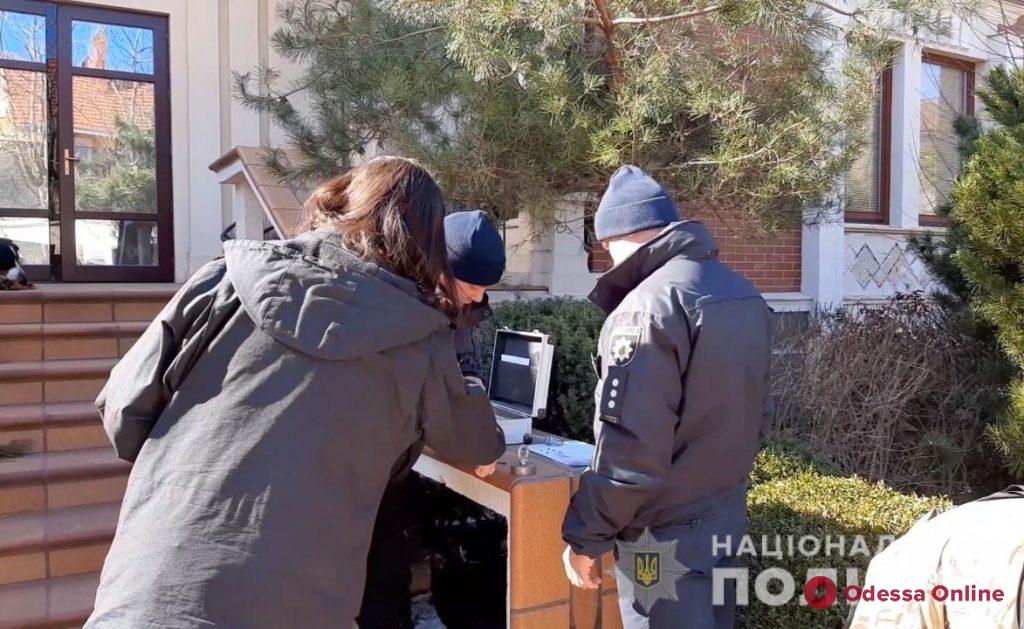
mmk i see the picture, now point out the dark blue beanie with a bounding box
[593,165,679,241]
[444,210,506,286]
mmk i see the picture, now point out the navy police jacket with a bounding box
[563,221,772,557]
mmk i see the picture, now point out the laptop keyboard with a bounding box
[492,405,525,420]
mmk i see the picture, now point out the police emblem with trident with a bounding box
[614,528,690,613]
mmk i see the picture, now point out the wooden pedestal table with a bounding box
[414,443,623,629]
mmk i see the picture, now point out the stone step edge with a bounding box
[0,284,179,305]
[0,358,118,383]
[0,572,99,629]
[0,321,148,340]
[0,501,119,556]
[0,449,130,489]
[0,402,100,431]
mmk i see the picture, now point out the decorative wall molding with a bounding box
[844,231,936,299]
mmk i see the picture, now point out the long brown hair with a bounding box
[302,156,460,319]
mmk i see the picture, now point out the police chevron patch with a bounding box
[609,326,641,366]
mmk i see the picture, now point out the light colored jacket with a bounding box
[849,487,1024,628]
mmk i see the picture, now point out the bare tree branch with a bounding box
[812,1,863,20]
[369,25,444,48]
[591,0,623,88]
[611,4,723,25]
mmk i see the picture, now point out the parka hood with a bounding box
[589,220,719,313]
[223,230,450,360]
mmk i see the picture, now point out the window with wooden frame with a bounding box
[0,0,172,283]
[0,2,50,272]
[918,53,975,226]
[845,67,893,224]
[583,202,613,273]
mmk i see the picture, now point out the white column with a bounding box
[548,197,599,297]
[797,13,849,310]
[227,0,263,148]
[890,41,922,229]
[802,211,845,310]
[232,184,267,240]
[184,0,226,278]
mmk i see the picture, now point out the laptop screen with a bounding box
[490,332,543,409]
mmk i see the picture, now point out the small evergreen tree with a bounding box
[943,66,1024,478]
[76,118,157,213]
[236,0,971,231]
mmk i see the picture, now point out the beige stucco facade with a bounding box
[71,0,1024,310]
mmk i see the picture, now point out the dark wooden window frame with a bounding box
[582,201,613,273]
[918,52,976,228]
[0,0,49,279]
[845,65,894,225]
[0,0,172,282]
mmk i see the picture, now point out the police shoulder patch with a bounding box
[599,365,629,423]
[608,326,641,366]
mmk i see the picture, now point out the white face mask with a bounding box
[606,239,644,266]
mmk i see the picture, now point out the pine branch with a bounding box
[235,0,995,231]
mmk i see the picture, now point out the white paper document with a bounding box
[528,441,596,467]
[500,353,531,366]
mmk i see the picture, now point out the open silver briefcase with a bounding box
[487,328,554,444]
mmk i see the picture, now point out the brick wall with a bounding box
[584,202,802,293]
[688,204,802,293]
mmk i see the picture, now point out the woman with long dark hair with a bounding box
[85,157,505,628]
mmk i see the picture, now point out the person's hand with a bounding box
[562,545,601,589]
[474,462,497,478]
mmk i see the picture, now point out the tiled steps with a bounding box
[0,321,149,364]
[0,501,120,556]
[0,401,108,456]
[0,454,126,625]
[0,501,119,615]
[0,449,130,491]
[0,401,103,430]
[0,451,129,626]
[0,359,119,383]
[0,572,100,629]
[1,356,117,409]
[0,284,176,627]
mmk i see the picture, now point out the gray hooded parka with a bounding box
[85,230,505,628]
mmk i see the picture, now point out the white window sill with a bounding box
[843,223,948,236]
[763,292,814,312]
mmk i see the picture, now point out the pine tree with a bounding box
[76,119,157,213]
[236,0,972,231]
[941,66,1024,478]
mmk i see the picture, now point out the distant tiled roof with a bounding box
[209,146,312,238]
[0,68,154,136]
[998,14,1024,36]
[72,76,154,135]
[0,70,45,133]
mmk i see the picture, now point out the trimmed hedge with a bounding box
[744,440,949,628]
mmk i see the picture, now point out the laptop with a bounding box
[487,328,554,444]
